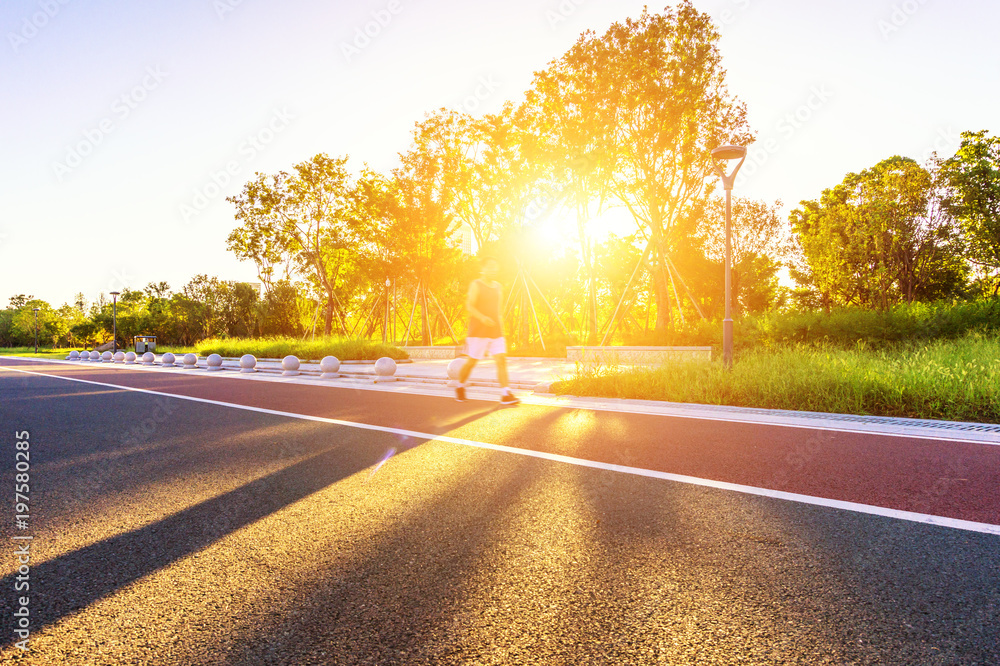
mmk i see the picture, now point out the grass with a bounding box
[193,336,409,361]
[554,332,1000,423]
[0,347,78,359]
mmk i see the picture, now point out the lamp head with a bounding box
[711,144,748,190]
[711,145,747,161]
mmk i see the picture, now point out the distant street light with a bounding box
[32,307,40,354]
[110,291,120,355]
[711,145,747,370]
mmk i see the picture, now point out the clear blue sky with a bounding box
[2,0,997,307]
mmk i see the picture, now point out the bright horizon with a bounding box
[2,0,997,307]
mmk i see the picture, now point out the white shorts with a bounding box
[465,337,507,360]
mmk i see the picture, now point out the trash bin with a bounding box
[135,336,157,354]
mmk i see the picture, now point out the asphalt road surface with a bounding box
[1,358,998,665]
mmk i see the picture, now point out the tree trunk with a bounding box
[651,244,672,333]
[324,293,334,336]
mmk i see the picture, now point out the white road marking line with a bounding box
[3,364,999,537]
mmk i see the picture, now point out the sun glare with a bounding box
[525,205,640,261]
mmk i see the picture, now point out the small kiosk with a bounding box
[135,336,157,354]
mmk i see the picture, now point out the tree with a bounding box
[790,156,965,310]
[228,154,365,335]
[696,197,788,313]
[393,125,470,343]
[143,282,171,300]
[939,130,1000,291]
[525,2,752,333]
[403,109,526,250]
[260,280,302,337]
[8,294,32,309]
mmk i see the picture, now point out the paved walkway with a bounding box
[111,355,589,390]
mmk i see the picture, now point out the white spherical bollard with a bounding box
[101,351,113,362]
[373,356,397,383]
[125,351,137,364]
[79,351,89,361]
[142,351,155,366]
[207,353,223,371]
[90,351,101,361]
[68,350,80,360]
[239,354,257,373]
[113,351,125,363]
[161,352,176,367]
[447,357,465,380]
[182,353,198,369]
[446,357,466,388]
[281,355,300,376]
[319,355,341,379]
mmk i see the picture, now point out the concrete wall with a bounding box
[402,346,461,360]
[566,346,712,364]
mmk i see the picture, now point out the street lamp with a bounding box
[711,145,747,370]
[110,291,120,355]
[32,308,40,354]
[383,277,391,344]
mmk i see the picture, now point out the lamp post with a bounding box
[32,308,40,354]
[110,291,120,355]
[383,277,391,344]
[711,145,747,369]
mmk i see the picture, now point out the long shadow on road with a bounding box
[217,432,549,665]
[0,370,501,650]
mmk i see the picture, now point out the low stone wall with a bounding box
[401,345,461,360]
[566,346,712,364]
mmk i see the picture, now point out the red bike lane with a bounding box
[3,357,999,528]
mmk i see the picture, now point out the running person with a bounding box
[455,256,519,405]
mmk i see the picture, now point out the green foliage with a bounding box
[939,130,1000,278]
[0,347,80,358]
[260,280,302,337]
[524,1,752,333]
[739,299,1000,348]
[557,332,1000,422]
[0,298,80,347]
[193,336,408,361]
[790,156,965,309]
[227,154,365,335]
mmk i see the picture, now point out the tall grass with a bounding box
[741,300,1000,348]
[193,336,409,361]
[556,332,1000,423]
[622,300,1000,350]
